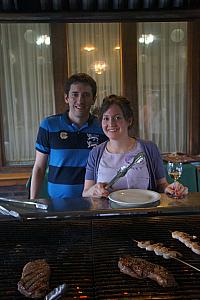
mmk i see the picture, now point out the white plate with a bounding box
[108,189,161,208]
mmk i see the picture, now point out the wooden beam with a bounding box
[51,23,68,113]
[121,23,138,137]
[0,10,200,23]
[187,20,200,155]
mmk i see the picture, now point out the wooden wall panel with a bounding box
[121,23,138,137]
[187,20,200,154]
[51,23,68,114]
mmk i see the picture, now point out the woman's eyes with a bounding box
[115,116,123,121]
[102,115,123,121]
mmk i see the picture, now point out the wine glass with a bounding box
[167,161,183,198]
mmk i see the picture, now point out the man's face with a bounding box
[65,83,96,120]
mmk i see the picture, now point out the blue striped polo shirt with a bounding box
[36,112,107,199]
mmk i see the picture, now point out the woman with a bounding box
[82,95,188,198]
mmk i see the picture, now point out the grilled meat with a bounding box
[18,259,50,298]
[136,240,182,259]
[118,256,177,287]
[172,231,200,255]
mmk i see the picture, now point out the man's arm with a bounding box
[30,150,48,199]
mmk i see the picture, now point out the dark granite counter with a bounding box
[0,192,200,221]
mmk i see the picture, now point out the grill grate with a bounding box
[0,216,200,299]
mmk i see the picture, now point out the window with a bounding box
[0,21,196,168]
[137,22,187,153]
[0,23,55,165]
[66,22,187,152]
[67,23,122,108]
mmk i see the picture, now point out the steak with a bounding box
[18,259,50,298]
[118,256,177,287]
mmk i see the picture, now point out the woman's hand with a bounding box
[165,181,188,198]
[83,181,110,198]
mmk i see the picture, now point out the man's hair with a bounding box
[99,94,134,128]
[64,73,97,97]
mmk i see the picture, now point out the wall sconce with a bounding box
[91,61,108,75]
[83,46,96,52]
[139,34,154,45]
[36,35,50,45]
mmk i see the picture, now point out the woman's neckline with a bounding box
[106,138,137,154]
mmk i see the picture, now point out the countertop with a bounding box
[0,192,200,221]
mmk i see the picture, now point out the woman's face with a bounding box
[101,104,130,140]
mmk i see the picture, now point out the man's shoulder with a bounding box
[40,113,65,129]
[43,113,63,122]
[88,115,100,126]
[87,115,105,135]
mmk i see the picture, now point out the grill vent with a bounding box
[0,216,200,299]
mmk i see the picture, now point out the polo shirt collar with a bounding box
[63,111,95,128]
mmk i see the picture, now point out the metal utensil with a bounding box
[107,151,145,189]
[45,283,67,300]
[0,205,20,218]
[173,256,200,272]
[0,197,48,210]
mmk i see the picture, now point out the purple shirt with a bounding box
[97,141,149,190]
[85,138,165,192]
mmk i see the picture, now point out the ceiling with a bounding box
[0,0,200,22]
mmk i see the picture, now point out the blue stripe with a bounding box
[48,182,83,199]
[40,113,104,134]
[40,114,69,132]
[49,149,89,167]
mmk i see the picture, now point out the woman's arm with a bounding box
[156,177,188,197]
[82,180,109,198]
[156,177,169,193]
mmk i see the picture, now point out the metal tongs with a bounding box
[107,151,145,189]
[0,197,48,210]
[45,283,67,300]
[0,204,20,218]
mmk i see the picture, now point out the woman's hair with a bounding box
[99,95,134,128]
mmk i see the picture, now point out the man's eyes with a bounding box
[71,92,91,97]
[103,116,110,121]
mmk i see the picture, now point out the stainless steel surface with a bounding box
[107,152,145,188]
[0,197,48,210]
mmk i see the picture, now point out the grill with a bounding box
[1,216,200,299]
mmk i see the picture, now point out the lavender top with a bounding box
[85,138,166,192]
[97,141,149,190]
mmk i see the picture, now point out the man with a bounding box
[30,73,107,200]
